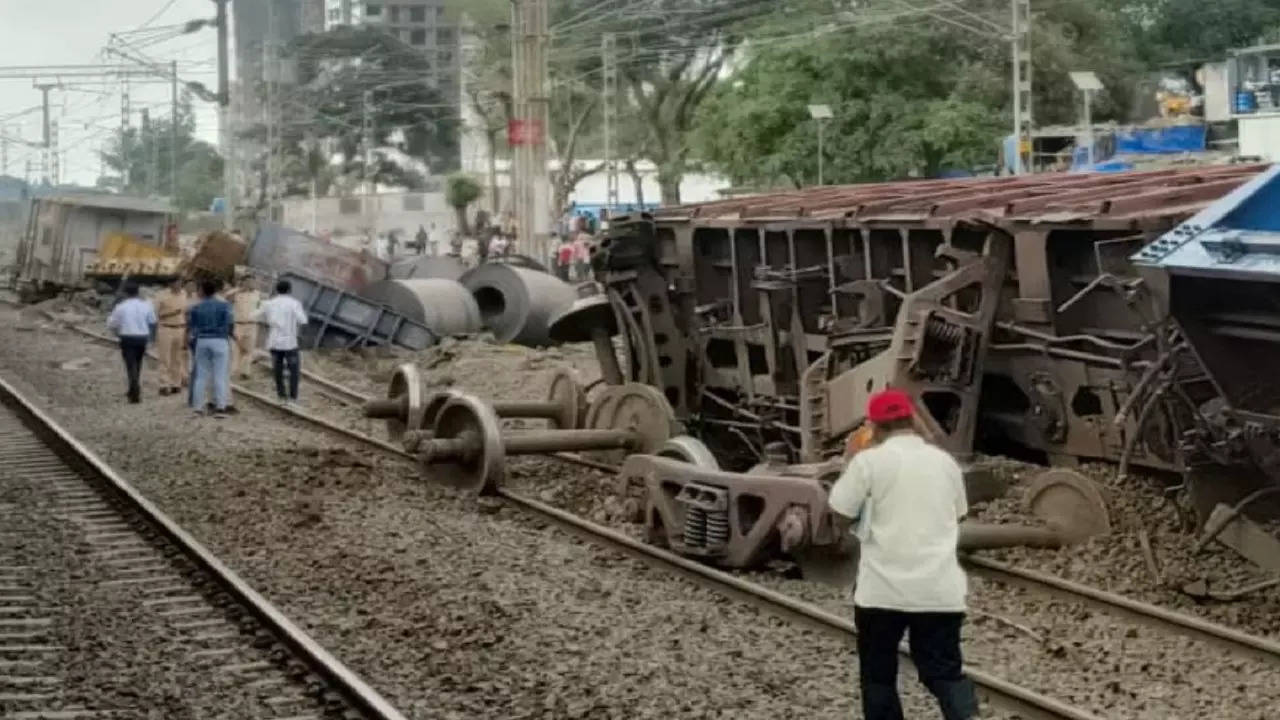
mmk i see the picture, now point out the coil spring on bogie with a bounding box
[706,511,730,548]
[684,507,708,548]
[926,317,964,344]
[682,506,730,550]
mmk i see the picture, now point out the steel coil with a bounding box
[360,279,482,337]
[460,264,577,346]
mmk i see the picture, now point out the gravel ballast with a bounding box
[233,333,1280,720]
[8,308,1280,719]
[0,311,958,719]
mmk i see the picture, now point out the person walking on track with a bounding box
[253,278,309,405]
[105,282,157,405]
[827,388,976,720]
[186,279,234,418]
[152,277,188,396]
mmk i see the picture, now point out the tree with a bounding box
[276,27,460,195]
[692,0,1149,186]
[98,95,224,211]
[446,173,484,235]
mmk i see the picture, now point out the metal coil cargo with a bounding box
[460,264,576,346]
[360,278,483,337]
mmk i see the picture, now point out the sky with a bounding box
[0,0,221,186]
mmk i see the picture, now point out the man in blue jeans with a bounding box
[186,279,234,418]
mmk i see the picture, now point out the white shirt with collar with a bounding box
[828,432,968,612]
[253,294,309,351]
[106,297,157,338]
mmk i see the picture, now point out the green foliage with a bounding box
[1130,0,1280,61]
[98,95,224,212]
[693,0,1158,186]
[445,173,484,209]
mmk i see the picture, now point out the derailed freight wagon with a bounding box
[579,164,1269,564]
[13,194,173,299]
[369,163,1273,571]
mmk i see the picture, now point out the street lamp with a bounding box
[1069,71,1104,168]
[808,104,833,186]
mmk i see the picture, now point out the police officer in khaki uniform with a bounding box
[225,271,261,380]
[153,277,189,395]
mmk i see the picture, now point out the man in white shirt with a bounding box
[252,278,310,404]
[827,389,976,720]
[105,282,158,405]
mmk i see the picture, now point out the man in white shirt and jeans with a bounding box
[253,279,310,404]
[827,388,976,720]
[106,282,158,405]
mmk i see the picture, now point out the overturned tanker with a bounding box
[369,164,1271,571]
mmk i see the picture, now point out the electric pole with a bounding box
[171,60,179,205]
[142,108,157,196]
[50,120,59,186]
[511,0,550,261]
[121,80,131,188]
[602,33,619,213]
[1011,0,1032,175]
[362,89,374,236]
[1,127,9,177]
[35,82,57,185]
[215,0,233,229]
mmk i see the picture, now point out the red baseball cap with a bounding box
[867,389,914,423]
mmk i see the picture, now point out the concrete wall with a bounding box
[279,192,455,240]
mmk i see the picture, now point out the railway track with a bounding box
[53,324,1100,720]
[0,369,408,719]
[56,322,1280,717]
[257,354,1280,670]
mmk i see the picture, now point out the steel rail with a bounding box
[0,370,409,720]
[221,390,1099,719]
[54,327,1095,720]
[962,554,1280,670]
[61,323,1280,672]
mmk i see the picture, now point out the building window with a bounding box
[438,50,453,66]
[410,28,427,46]
[437,28,453,45]
[328,8,341,21]
[339,198,362,215]
[366,3,382,16]
[388,5,400,22]
[408,5,425,22]
[402,195,425,211]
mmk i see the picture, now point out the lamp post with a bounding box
[1069,71,1104,169]
[808,104,833,186]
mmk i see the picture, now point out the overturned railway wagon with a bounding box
[371,163,1279,570]
[594,165,1266,480]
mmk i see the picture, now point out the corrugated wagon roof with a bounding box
[657,164,1269,227]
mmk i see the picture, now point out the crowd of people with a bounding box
[105,272,310,417]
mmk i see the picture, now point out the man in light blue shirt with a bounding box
[105,282,157,405]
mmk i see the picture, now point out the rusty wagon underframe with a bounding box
[593,164,1267,478]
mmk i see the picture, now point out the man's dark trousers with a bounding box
[271,349,301,400]
[119,335,149,403]
[854,606,977,720]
